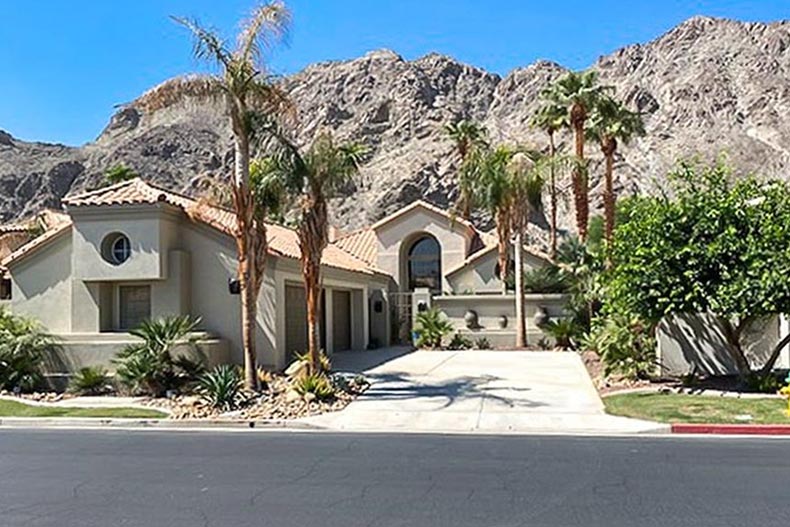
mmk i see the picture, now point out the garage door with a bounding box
[285,285,308,362]
[332,290,351,352]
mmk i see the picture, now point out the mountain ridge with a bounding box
[1,15,789,236]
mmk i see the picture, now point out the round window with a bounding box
[101,233,131,265]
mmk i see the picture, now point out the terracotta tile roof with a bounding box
[62,178,376,274]
[0,220,72,269]
[333,228,378,266]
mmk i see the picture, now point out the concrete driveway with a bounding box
[306,348,666,435]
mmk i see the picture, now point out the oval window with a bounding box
[101,233,131,265]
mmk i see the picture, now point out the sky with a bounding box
[1,0,787,146]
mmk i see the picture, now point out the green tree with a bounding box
[608,160,790,377]
[586,95,645,261]
[444,120,488,220]
[540,71,610,242]
[137,2,292,390]
[261,131,364,373]
[531,103,566,257]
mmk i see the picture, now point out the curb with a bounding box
[0,417,325,431]
[672,423,790,435]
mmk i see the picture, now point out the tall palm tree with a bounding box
[263,131,364,373]
[444,120,488,220]
[541,70,610,242]
[587,96,645,260]
[508,152,544,348]
[136,2,292,390]
[531,104,566,258]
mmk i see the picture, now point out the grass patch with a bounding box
[0,399,166,419]
[604,392,790,424]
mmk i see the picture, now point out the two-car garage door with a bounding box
[285,285,351,361]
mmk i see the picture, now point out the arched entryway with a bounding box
[406,235,441,292]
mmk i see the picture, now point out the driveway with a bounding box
[306,348,666,434]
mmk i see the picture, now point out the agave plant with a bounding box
[113,315,202,396]
[68,366,112,395]
[293,372,335,401]
[198,365,243,411]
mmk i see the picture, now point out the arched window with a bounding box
[408,236,441,291]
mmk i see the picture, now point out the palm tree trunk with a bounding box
[232,136,260,392]
[573,120,588,242]
[300,198,329,374]
[603,146,616,267]
[548,131,558,259]
[495,209,510,294]
[304,260,321,374]
[514,231,526,348]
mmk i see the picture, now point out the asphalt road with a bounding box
[1,430,789,527]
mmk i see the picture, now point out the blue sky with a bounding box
[1,0,787,146]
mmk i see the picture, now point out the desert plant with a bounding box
[414,307,453,349]
[198,365,243,411]
[584,313,657,380]
[293,372,334,400]
[474,337,492,350]
[113,315,202,396]
[257,366,273,388]
[68,366,112,395]
[541,319,583,350]
[293,350,332,373]
[522,266,571,294]
[0,309,59,392]
[447,332,473,350]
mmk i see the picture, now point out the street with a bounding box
[1,430,789,526]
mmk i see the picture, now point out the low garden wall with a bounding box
[427,293,569,348]
[42,331,231,380]
[656,314,788,376]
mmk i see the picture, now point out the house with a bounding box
[0,178,560,375]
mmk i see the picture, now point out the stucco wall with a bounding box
[10,231,72,332]
[657,313,785,376]
[447,248,547,294]
[374,207,471,292]
[432,294,568,347]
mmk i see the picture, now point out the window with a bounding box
[407,236,441,292]
[118,285,151,330]
[0,278,11,300]
[101,233,131,265]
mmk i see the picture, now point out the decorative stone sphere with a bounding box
[464,310,479,329]
[534,307,550,327]
[498,315,508,329]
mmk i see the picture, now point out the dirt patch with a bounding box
[581,350,663,396]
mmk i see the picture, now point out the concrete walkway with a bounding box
[306,348,667,435]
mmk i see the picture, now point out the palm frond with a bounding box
[171,16,231,68]
[236,1,291,64]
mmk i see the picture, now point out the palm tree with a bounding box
[136,2,292,391]
[444,120,488,220]
[541,70,610,242]
[263,131,364,373]
[468,146,514,293]
[531,104,566,258]
[508,152,544,348]
[587,95,645,260]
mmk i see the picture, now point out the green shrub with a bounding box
[113,315,202,396]
[584,313,656,380]
[745,373,783,394]
[522,266,571,294]
[293,372,335,401]
[0,309,58,392]
[293,350,332,373]
[447,332,473,350]
[68,366,112,395]
[198,365,243,411]
[474,337,492,350]
[414,307,453,349]
[540,319,582,350]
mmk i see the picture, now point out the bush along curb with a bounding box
[0,417,325,430]
[672,423,790,435]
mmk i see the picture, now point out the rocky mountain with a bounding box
[1,16,789,236]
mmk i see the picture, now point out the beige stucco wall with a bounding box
[9,231,72,333]
[374,207,472,292]
[447,247,547,294]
